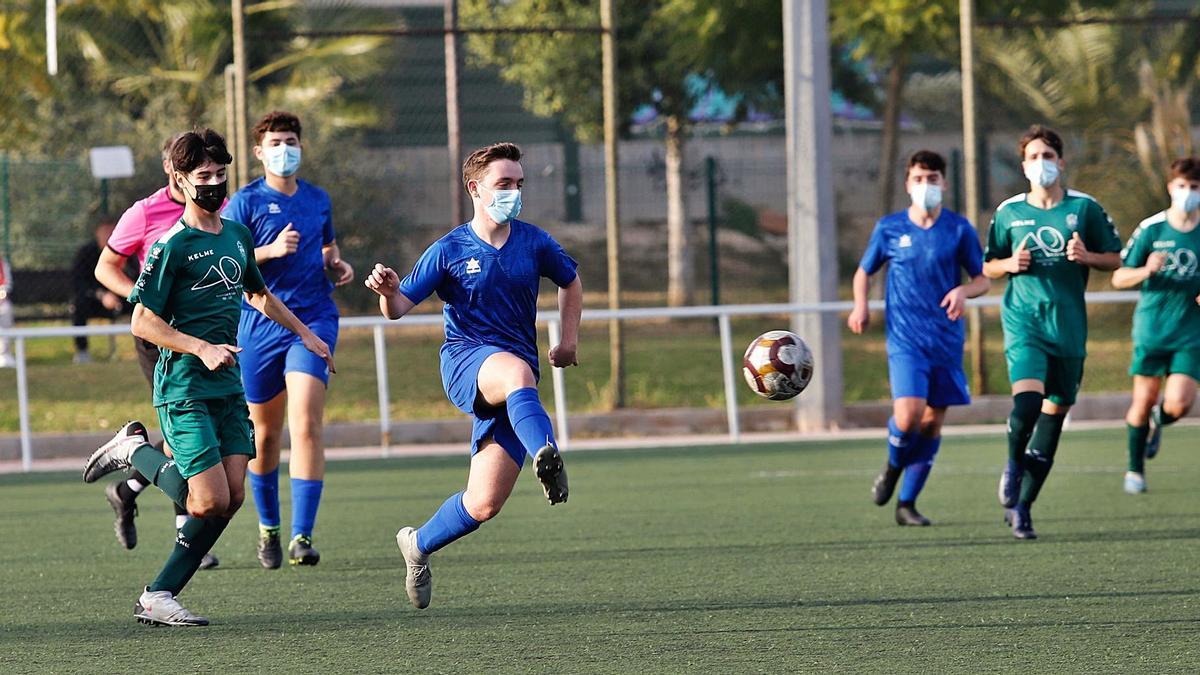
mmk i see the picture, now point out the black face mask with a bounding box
[182,176,228,213]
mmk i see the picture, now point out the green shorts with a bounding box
[1130,346,1200,381]
[1005,344,1085,406]
[156,394,256,479]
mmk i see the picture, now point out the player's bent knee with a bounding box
[1163,399,1191,419]
[189,496,230,519]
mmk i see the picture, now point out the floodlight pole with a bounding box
[232,0,249,189]
[601,0,625,409]
[783,0,842,430]
[445,0,464,226]
[960,0,987,395]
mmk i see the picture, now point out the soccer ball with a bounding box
[742,330,814,401]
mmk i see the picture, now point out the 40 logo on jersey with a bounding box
[1017,226,1067,259]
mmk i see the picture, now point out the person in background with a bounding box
[0,255,13,368]
[71,220,126,364]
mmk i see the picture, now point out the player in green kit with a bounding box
[1112,157,1200,494]
[81,129,333,626]
[983,125,1122,540]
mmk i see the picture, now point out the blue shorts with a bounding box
[440,341,533,468]
[238,304,339,404]
[888,352,971,408]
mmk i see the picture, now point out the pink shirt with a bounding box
[108,186,187,269]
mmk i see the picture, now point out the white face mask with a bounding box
[1024,159,1060,188]
[1170,186,1200,213]
[909,183,943,211]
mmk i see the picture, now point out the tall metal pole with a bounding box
[783,0,842,430]
[445,0,464,225]
[600,0,625,408]
[224,64,238,181]
[232,0,249,189]
[1,152,9,261]
[960,0,987,395]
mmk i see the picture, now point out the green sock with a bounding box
[131,444,189,510]
[1019,412,1066,506]
[1127,423,1149,473]
[1155,406,1179,426]
[148,516,230,595]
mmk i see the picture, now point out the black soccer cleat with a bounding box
[895,503,931,526]
[104,480,138,549]
[534,443,568,505]
[257,527,283,570]
[83,421,149,483]
[1145,404,1164,460]
[998,460,1022,509]
[1004,506,1037,540]
[871,463,902,506]
[288,535,321,566]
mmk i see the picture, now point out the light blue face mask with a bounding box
[1171,187,1200,213]
[1023,158,1060,188]
[264,144,302,177]
[479,185,522,223]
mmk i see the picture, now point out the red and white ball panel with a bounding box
[742,330,814,401]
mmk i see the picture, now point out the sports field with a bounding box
[1,428,1197,673]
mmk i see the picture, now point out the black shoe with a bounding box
[1146,404,1163,460]
[104,480,138,550]
[871,463,902,506]
[288,535,321,566]
[534,443,568,505]
[1004,506,1037,540]
[257,527,282,569]
[895,502,931,526]
[998,460,1022,508]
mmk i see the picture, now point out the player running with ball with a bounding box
[1111,157,1200,494]
[365,142,581,609]
[849,150,988,526]
[82,129,333,626]
[984,125,1121,540]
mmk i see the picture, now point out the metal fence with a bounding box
[0,293,1144,473]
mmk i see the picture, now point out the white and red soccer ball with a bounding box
[742,330,814,401]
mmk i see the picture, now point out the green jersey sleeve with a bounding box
[1084,199,1122,254]
[1120,221,1153,268]
[236,223,267,295]
[128,240,175,316]
[984,212,1011,261]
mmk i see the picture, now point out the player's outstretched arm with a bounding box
[847,267,872,334]
[94,247,136,299]
[1112,252,1165,289]
[549,275,582,368]
[244,288,336,373]
[364,263,416,320]
[130,303,240,371]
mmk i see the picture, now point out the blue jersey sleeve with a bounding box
[957,221,984,277]
[320,189,335,245]
[859,220,889,274]
[398,240,446,305]
[538,231,578,287]
[222,190,251,228]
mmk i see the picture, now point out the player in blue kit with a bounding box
[365,142,581,609]
[223,112,354,568]
[848,150,989,526]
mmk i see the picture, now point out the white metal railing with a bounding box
[0,292,1142,472]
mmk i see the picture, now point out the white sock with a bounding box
[175,515,189,530]
[126,478,147,494]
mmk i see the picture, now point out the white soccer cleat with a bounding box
[83,421,149,483]
[134,587,209,627]
[1124,471,1147,495]
[395,527,431,609]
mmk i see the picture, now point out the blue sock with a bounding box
[506,387,557,459]
[290,478,324,540]
[887,417,919,468]
[898,435,942,503]
[415,491,481,555]
[248,467,280,528]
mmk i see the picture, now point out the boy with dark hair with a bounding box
[366,141,581,609]
[849,150,988,526]
[83,128,333,626]
[93,133,221,568]
[983,125,1122,539]
[1112,157,1200,493]
[224,110,353,568]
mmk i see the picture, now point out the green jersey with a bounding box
[984,190,1122,357]
[1121,211,1200,351]
[128,218,266,405]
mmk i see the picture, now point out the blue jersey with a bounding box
[398,220,578,376]
[224,177,336,315]
[859,209,984,365]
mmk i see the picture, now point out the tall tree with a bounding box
[460,0,782,307]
